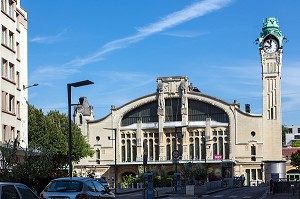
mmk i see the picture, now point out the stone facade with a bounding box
[73,18,285,186]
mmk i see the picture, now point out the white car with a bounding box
[40,177,115,199]
[0,182,39,199]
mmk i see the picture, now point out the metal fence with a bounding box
[271,178,300,195]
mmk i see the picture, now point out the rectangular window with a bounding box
[16,42,20,60]
[8,31,13,49]
[9,94,14,113]
[2,58,7,77]
[294,135,300,139]
[2,26,7,45]
[11,126,14,139]
[16,71,20,89]
[298,128,300,133]
[251,169,256,180]
[16,12,20,30]
[2,91,7,111]
[16,101,20,118]
[288,128,293,134]
[8,0,13,18]
[1,0,6,12]
[251,145,256,155]
[8,62,14,81]
[2,125,8,143]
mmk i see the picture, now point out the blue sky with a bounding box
[22,0,300,126]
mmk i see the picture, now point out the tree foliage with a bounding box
[28,104,94,169]
[282,125,287,146]
[291,150,300,170]
[291,140,300,147]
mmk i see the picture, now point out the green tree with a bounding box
[194,163,206,181]
[282,125,287,146]
[291,140,300,147]
[28,104,94,173]
[291,150,300,170]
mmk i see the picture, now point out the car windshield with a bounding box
[45,180,83,192]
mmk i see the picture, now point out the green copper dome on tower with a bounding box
[257,17,285,48]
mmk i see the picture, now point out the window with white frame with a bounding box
[2,125,10,143]
[2,26,7,45]
[2,91,7,111]
[16,42,20,60]
[1,0,6,12]
[16,100,20,118]
[8,31,13,49]
[8,62,14,81]
[8,0,13,18]
[9,94,14,113]
[2,58,7,77]
[16,71,20,89]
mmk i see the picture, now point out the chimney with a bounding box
[245,104,250,113]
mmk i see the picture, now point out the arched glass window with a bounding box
[149,139,153,160]
[195,138,200,160]
[219,137,223,157]
[201,137,205,160]
[190,144,194,159]
[127,140,131,162]
[132,145,137,161]
[155,145,159,160]
[166,144,171,160]
[122,146,125,162]
[213,143,217,156]
[172,138,176,152]
[225,143,229,159]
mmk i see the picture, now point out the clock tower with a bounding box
[258,17,286,175]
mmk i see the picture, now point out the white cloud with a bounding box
[30,28,68,44]
[31,0,232,81]
[162,31,210,38]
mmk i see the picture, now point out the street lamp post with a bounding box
[23,83,39,90]
[104,128,117,194]
[68,80,94,177]
[173,125,187,194]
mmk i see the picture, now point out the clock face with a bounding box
[263,38,278,53]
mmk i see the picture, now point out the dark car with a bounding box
[39,177,115,199]
[0,182,39,199]
[95,178,110,189]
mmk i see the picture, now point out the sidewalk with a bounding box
[263,191,299,199]
[112,184,227,198]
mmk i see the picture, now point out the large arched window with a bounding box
[188,100,229,123]
[165,98,182,121]
[121,101,158,126]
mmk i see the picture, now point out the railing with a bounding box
[271,178,300,195]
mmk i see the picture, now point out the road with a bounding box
[201,186,267,199]
[114,186,268,199]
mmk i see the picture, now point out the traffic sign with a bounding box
[172,150,180,159]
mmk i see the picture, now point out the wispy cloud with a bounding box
[162,30,210,38]
[31,0,232,82]
[30,28,68,44]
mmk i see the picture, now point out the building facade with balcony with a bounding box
[1,0,28,148]
[74,18,286,186]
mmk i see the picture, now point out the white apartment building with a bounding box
[1,0,28,148]
[285,125,300,146]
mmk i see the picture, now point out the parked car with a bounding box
[0,182,39,199]
[95,177,110,189]
[39,177,115,199]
